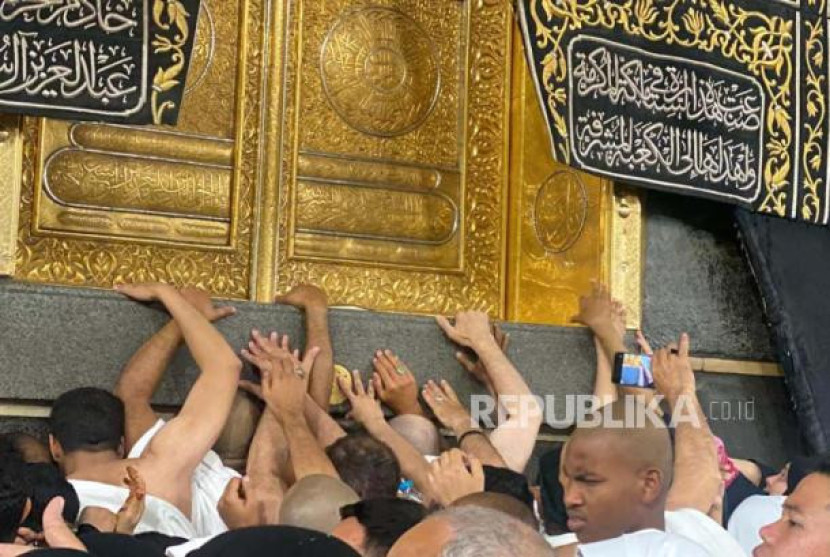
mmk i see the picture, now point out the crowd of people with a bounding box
[0,281,827,556]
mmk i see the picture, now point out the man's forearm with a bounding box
[115,321,182,402]
[303,395,346,448]
[157,288,240,378]
[458,431,507,468]
[667,392,721,512]
[363,417,433,497]
[305,307,334,410]
[247,409,289,484]
[280,413,339,481]
[593,336,618,403]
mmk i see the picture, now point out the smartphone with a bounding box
[613,353,655,389]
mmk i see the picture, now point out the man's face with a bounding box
[560,434,650,543]
[755,473,830,557]
[387,516,453,557]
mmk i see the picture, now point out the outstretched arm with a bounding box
[570,283,627,404]
[241,331,335,481]
[114,320,181,453]
[437,312,542,473]
[340,371,435,500]
[274,285,334,411]
[116,284,242,482]
[653,334,721,514]
[422,379,507,468]
[114,289,235,453]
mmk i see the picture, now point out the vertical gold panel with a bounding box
[506,29,643,327]
[267,1,512,315]
[14,0,268,298]
[506,29,611,325]
[609,187,644,330]
[0,115,22,276]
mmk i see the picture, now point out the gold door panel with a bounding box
[14,0,261,297]
[6,1,642,325]
[263,1,512,315]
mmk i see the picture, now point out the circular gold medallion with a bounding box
[321,7,440,137]
[533,170,588,254]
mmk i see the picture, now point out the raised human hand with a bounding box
[652,333,696,403]
[115,466,146,535]
[455,323,508,390]
[372,350,424,417]
[436,311,496,352]
[338,370,384,426]
[274,284,328,312]
[427,449,485,507]
[570,282,622,338]
[179,287,236,322]
[422,379,474,434]
[240,330,320,420]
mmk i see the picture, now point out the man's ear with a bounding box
[640,468,664,505]
[48,434,63,463]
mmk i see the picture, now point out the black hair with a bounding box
[483,465,535,511]
[340,499,427,557]
[20,463,80,531]
[0,454,30,542]
[326,432,401,500]
[49,388,125,454]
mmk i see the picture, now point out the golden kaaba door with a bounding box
[3,1,642,326]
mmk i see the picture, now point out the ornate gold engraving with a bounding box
[44,150,231,220]
[296,182,457,244]
[533,170,587,255]
[0,115,22,276]
[16,0,259,296]
[321,6,440,137]
[269,0,509,314]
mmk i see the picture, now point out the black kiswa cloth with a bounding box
[189,526,360,557]
[736,209,830,452]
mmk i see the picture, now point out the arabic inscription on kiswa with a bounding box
[568,36,765,205]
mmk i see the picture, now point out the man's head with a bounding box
[332,498,427,557]
[48,388,125,463]
[326,433,401,499]
[755,457,830,557]
[388,506,553,557]
[452,492,539,530]
[560,399,672,544]
[279,475,359,534]
[388,415,442,457]
[0,433,52,464]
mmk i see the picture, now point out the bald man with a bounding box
[388,415,442,457]
[279,475,359,534]
[452,492,538,530]
[557,399,744,556]
[388,506,553,557]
